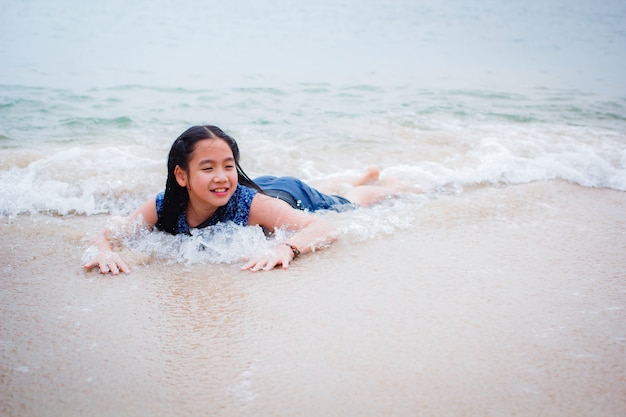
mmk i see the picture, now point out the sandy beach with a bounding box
[2,0,625,415]
[1,180,625,417]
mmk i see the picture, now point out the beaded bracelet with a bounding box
[283,243,301,259]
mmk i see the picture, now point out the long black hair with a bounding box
[155,125,260,234]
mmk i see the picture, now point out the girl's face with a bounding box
[174,138,239,213]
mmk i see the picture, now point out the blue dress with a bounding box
[254,176,352,212]
[155,177,352,234]
[155,185,257,234]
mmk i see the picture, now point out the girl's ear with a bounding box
[174,165,188,187]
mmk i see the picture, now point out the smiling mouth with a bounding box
[211,188,229,193]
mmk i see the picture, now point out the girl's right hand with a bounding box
[83,250,130,275]
[241,243,296,272]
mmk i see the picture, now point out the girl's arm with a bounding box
[243,194,339,271]
[83,198,158,275]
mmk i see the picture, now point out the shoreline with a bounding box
[1,180,625,416]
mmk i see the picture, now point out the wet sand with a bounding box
[1,181,625,417]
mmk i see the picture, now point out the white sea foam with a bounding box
[121,223,301,266]
[108,197,427,267]
[1,125,624,219]
[0,146,163,217]
[379,124,626,192]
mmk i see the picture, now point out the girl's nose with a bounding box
[214,169,228,181]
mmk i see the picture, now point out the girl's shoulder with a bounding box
[155,191,165,210]
[233,184,258,208]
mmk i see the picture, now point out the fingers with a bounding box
[240,259,279,272]
[101,261,118,275]
[118,259,131,274]
[241,253,292,272]
[83,254,130,276]
[83,261,97,270]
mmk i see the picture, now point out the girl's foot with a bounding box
[356,166,380,186]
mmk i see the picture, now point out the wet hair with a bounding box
[155,125,261,234]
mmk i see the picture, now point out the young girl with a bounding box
[83,125,418,274]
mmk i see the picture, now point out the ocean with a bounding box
[1,0,625,416]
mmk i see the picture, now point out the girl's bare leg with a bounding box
[315,166,422,207]
[314,166,380,195]
[342,176,422,206]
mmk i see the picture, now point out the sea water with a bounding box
[1,0,626,415]
[2,81,624,262]
[1,0,625,221]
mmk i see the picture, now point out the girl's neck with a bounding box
[185,201,218,228]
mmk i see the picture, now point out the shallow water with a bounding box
[1,0,626,415]
[1,84,624,221]
[2,182,625,416]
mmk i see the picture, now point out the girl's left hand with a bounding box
[241,244,295,271]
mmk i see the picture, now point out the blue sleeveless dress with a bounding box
[254,176,351,212]
[155,177,352,234]
[155,185,257,234]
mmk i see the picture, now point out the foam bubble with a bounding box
[0,146,163,217]
[383,125,626,192]
[125,223,277,266]
[107,202,426,267]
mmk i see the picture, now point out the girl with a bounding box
[83,125,418,274]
